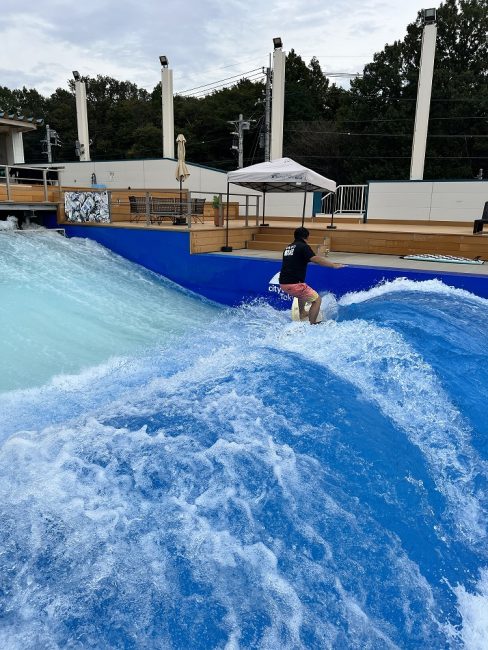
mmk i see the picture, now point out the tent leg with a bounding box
[327,192,337,230]
[301,189,307,227]
[261,190,268,227]
[221,182,233,251]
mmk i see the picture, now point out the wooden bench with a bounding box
[128,195,206,225]
[151,197,181,224]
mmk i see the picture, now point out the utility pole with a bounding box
[229,113,251,169]
[44,124,52,163]
[41,124,62,163]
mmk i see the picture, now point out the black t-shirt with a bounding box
[279,239,315,284]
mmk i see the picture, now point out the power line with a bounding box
[294,154,488,159]
[179,68,263,95]
[348,95,485,102]
[339,116,488,123]
[189,72,265,98]
[287,130,488,138]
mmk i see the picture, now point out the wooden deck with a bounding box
[58,215,488,261]
[246,221,488,259]
[3,179,485,261]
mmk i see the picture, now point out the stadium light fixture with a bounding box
[422,8,437,24]
[159,55,169,67]
[273,37,283,50]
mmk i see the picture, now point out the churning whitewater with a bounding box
[1,231,488,649]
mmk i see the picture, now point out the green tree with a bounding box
[336,0,488,182]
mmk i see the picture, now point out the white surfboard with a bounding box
[291,297,323,323]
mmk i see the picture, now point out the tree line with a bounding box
[1,0,486,184]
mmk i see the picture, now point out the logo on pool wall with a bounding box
[268,273,292,301]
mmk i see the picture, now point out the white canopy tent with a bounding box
[221,158,336,251]
[227,157,336,194]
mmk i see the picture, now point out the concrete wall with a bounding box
[367,180,488,222]
[44,158,316,218]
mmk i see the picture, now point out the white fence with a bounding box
[320,185,368,219]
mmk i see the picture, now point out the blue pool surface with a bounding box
[1,231,488,649]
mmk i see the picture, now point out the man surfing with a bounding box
[279,227,345,324]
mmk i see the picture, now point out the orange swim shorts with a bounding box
[279,283,319,302]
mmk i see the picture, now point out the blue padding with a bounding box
[64,226,488,306]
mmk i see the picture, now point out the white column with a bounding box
[410,22,437,180]
[6,131,25,164]
[270,48,285,160]
[161,67,175,158]
[75,80,91,161]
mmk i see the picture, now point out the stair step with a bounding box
[253,233,325,244]
[247,240,307,251]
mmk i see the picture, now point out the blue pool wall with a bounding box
[63,225,488,306]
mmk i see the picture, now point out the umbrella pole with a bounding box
[301,187,307,227]
[221,181,232,251]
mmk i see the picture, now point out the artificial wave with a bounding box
[1,231,487,649]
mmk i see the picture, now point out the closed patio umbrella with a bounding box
[175,133,190,225]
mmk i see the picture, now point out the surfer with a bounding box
[279,227,345,324]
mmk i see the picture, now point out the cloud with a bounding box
[1,0,426,96]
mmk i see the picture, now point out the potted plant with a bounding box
[213,195,223,226]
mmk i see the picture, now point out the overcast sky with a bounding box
[2,0,430,98]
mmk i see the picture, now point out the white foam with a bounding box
[453,569,488,650]
[339,277,488,308]
[271,318,487,544]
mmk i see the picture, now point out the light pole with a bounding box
[160,56,175,159]
[410,8,437,180]
[73,71,91,161]
[270,37,285,161]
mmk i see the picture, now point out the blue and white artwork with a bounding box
[65,191,110,223]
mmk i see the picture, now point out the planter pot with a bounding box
[213,207,223,227]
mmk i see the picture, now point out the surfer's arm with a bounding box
[310,256,346,269]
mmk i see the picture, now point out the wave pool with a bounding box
[1,231,487,649]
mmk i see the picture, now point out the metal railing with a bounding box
[0,164,61,202]
[185,190,261,229]
[62,188,262,229]
[320,185,368,221]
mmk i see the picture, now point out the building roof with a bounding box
[0,111,43,133]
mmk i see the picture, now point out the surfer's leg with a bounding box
[309,294,322,324]
[298,299,308,320]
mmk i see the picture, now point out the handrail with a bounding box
[0,163,61,202]
[188,190,261,227]
[320,185,368,221]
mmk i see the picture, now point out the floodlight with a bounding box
[422,8,437,24]
[273,37,283,50]
[159,55,169,67]
[72,71,81,81]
